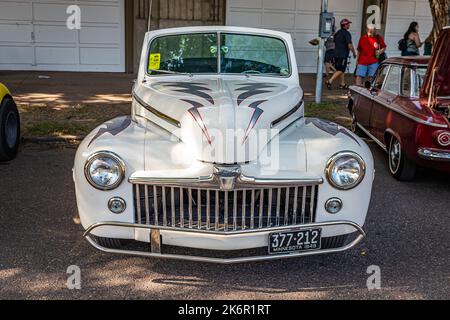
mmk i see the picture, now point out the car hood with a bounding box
[134,77,303,163]
[421,27,450,104]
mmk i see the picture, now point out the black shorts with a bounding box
[325,49,335,63]
[334,57,348,72]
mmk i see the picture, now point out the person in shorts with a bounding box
[355,24,387,86]
[324,34,336,79]
[326,19,356,90]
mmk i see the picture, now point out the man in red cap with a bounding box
[325,18,357,90]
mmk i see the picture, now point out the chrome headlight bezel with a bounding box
[84,151,125,191]
[325,152,366,190]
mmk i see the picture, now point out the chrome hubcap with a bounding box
[5,111,18,149]
[390,139,401,172]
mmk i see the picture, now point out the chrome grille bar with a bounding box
[134,183,319,233]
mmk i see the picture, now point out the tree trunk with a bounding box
[427,0,450,44]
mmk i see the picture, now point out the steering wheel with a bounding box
[241,70,262,75]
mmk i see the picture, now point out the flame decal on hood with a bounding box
[305,118,361,146]
[88,116,132,147]
[157,82,215,105]
[236,83,277,105]
[242,100,266,143]
[182,99,213,145]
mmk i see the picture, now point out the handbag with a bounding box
[377,35,387,63]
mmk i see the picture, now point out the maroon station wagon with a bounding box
[348,27,450,181]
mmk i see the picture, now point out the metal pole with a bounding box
[315,0,328,104]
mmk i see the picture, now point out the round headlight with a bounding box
[326,152,366,190]
[84,152,125,190]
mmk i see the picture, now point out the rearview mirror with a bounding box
[364,81,372,89]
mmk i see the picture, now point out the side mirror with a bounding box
[364,81,372,89]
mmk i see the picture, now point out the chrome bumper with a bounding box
[83,220,366,264]
[418,148,450,162]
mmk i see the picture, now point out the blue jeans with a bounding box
[356,63,379,78]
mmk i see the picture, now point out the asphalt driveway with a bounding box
[0,142,448,300]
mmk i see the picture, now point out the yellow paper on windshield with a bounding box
[149,53,161,70]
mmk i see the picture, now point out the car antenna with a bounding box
[147,0,153,32]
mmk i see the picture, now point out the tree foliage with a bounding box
[427,0,450,43]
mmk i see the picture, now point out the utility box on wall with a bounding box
[319,11,335,38]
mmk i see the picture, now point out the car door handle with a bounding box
[387,98,393,104]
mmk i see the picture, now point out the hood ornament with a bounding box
[214,166,241,191]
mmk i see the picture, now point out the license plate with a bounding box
[268,228,322,255]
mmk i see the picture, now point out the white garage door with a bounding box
[0,0,125,72]
[226,0,363,73]
[384,0,432,57]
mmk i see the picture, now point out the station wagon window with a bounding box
[383,65,402,95]
[412,67,427,97]
[402,67,412,96]
[374,65,389,89]
[147,32,290,77]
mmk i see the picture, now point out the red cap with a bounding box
[340,19,352,26]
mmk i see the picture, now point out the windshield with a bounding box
[147,32,290,77]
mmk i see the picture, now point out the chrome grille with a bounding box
[133,184,318,231]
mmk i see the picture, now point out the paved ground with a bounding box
[0,143,448,300]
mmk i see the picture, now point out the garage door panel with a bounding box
[0,2,32,21]
[227,11,262,27]
[80,5,121,24]
[36,47,78,65]
[264,0,295,10]
[34,25,78,43]
[263,12,295,28]
[0,46,33,65]
[80,47,121,65]
[0,0,124,72]
[230,0,263,9]
[295,14,319,30]
[295,0,320,11]
[80,26,121,45]
[33,3,69,22]
[0,24,32,43]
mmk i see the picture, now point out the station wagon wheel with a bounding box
[388,135,416,181]
[0,97,20,162]
[350,112,364,136]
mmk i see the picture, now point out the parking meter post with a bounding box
[315,0,330,104]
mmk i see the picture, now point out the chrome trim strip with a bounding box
[132,90,181,128]
[356,123,387,151]
[356,90,448,128]
[418,148,450,162]
[270,99,303,128]
[83,220,366,264]
[129,174,324,188]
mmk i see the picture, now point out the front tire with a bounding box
[0,97,20,161]
[388,135,416,181]
[350,112,364,136]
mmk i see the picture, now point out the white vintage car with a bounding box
[74,26,374,263]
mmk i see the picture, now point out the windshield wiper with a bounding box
[148,68,193,77]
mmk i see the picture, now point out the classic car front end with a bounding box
[74,27,374,263]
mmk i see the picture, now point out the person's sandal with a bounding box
[325,80,332,90]
[339,84,349,90]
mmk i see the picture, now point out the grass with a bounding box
[305,101,352,128]
[25,122,90,137]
